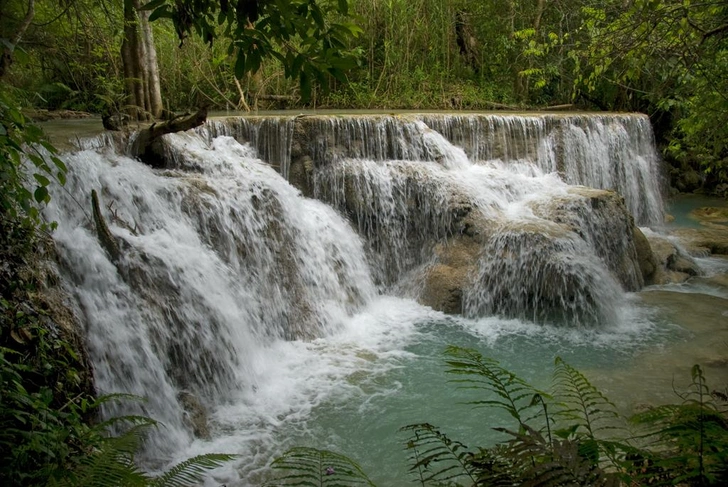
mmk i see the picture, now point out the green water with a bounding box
[272,289,726,486]
[666,194,728,229]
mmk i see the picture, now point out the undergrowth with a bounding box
[1,90,235,485]
[268,346,728,486]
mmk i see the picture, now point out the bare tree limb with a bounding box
[132,106,208,167]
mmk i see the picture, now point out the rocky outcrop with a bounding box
[0,223,95,407]
[641,231,702,284]
[177,391,210,439]
[418,188,645,324]
[530,187,644,291]
[633,226,658,284]
[670,208,728,255]
[418,217,484,314]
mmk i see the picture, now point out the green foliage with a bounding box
[552,356,622,441]
[631,365,728,485]
[0,89,67,227]
[493,425,620,487]
[443,345,544,428]
[1,341,234,487]
[143,0,363,101]
[400,423,477,485]
[532,0,728,186]
[266,446,375,486]
[269,350,728,486]
[149,453,237,487]
[2,0,125,113]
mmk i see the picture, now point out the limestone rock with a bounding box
[419,237,481,314]
[178,391,210,439]
[691,206,728,224]
[418,188,645,324]
[633,226,658,284]
[642,231,702,284]
[667,205,728,255]
[531,187,644,291]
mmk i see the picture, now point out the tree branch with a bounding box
[0,0,35,78]
[702,23,728,43]
[132,106,208,167]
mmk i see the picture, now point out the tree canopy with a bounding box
[0,0,727,189]
[142,0,363,100]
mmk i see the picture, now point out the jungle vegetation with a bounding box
[267,347,728,486]
[0,0,726,189]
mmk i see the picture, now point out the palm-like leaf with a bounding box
[149,453,237,487]
[266,447,375,486]
[400,422,477,485]
[444,346,544,428]
[552,357,622,440]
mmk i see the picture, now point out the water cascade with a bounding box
[47,133,376,456]
[46,112,666,482]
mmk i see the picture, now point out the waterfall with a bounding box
[45,112,665,480]
[283,113,664,226]
[46,133,375,457]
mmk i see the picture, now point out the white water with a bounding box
[46,113,675,485]
[47,133,375,459]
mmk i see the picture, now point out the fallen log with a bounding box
[132,106,208,167]
[540,104,575,111]
[256,94,296,101]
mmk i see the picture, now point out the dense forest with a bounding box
[1,0,727,190]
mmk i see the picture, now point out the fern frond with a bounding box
[91,415,159,435]
[497,425,620,487]
[149,453,236,487]
[444,346,544,427]
[630,397,728,484]
[400,423,477,485]
[552,357,622,440]
[266,447,375,486]
[468,445,520,487]
[52,425,149,487]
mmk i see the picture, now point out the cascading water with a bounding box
[46,132,376,460]
[420,113,664,225]
[304,116,646,323]
[45,112,672,484]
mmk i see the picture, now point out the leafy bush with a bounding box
[269,347,728,486]
[0,90,66,227]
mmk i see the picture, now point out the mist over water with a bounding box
[45,113,692,485]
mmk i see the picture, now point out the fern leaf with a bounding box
[552,357,622,440]
[266,447,375,486]
[52,426,149,487]
[149,453,236,487]
[497,425,620,487]
[400,423,477,485]
[629,369,728,487]
[444,346,544,428]
[468,445,519,487]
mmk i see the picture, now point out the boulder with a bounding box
[530,187,644,291]
[633,226,658,284]
[177,391,210,439]
[642,231,701,284]
[419,237,481,314]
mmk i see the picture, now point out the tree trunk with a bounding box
[121,0,162,120]
[0,0,35,79]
